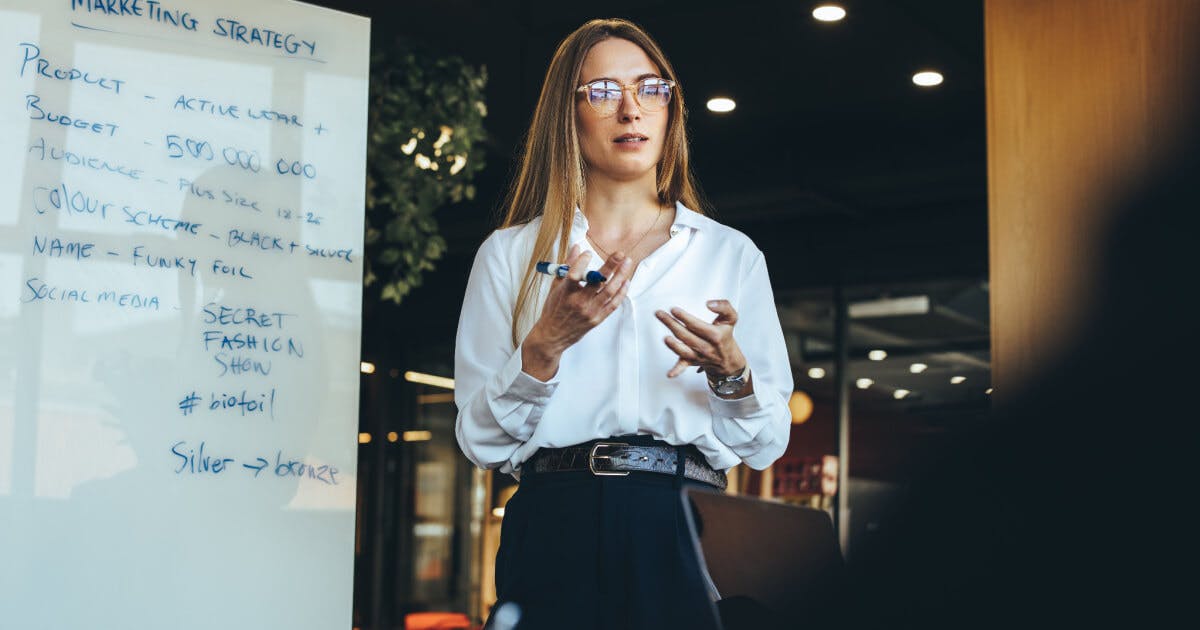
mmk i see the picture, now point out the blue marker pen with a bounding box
[536,261,607,284]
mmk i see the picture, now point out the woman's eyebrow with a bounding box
[581,72,664,84]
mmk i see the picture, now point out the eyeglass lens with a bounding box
[587,79,672,113]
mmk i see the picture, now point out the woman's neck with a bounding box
[581,172,662,235]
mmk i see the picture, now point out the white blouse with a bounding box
[453,201,793,475]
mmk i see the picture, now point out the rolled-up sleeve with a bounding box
[707,252,793,469]
[454,233,558,469]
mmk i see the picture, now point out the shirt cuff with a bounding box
[705,387,765,418]
[503,342,559,399]
[483,347,560,443]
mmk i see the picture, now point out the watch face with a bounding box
[716,379,743,395]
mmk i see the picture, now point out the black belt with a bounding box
[525,439,727,490]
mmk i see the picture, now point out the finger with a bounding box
[655,309,713,352]
[599,273,631,310]
[552,244,582,284]
[597,257,633,300]
[590,268,632,321]
[664,335,703,363]
[594,278,625,310]
[668,307,724,344]
[667,345,700,376]
[568,242,589,267]
[566,251,593,283]
[667,359,691,378]
[706,299,738,325]
[595,250,625,280]
[591,253,626,294]
[611,257,639,291]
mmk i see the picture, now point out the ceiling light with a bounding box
[417,392,456,405]
[849,295,929,318]
[812,5,846,22]
[912,71,944,87]
[950,376,966,384]
[893,389,910,400]
[360,361,375,374]
[404,371,455,389]
[868,350,887,361]
[985,387,994,395]
[855,378,873,389]
[909,363,928,374]
[807,367,826,379]
[706,97,736,113]
[387,431,399,442]
[358,433,372,444]
[789,391,814,424]
[402,430,433,442]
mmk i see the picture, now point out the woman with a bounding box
[454,18,792,630]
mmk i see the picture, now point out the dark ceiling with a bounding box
[309,0,989,414]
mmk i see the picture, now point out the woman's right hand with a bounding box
[521,244,634,381]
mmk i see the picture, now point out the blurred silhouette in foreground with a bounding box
[820,100,1199,630]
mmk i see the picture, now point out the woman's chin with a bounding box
[594,158,659,182]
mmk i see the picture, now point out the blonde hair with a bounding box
[500,18,706,347]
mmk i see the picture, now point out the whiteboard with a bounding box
[0,1,369,628]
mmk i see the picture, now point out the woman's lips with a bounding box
[613,134,649,149]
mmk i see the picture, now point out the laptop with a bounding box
[681,487,845,629]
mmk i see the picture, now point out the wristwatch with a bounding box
[707,365,750,396]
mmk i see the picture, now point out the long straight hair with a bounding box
[500,18,706,347]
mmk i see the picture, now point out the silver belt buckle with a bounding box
[588,441,630,476]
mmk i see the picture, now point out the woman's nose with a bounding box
[617,88,641,122]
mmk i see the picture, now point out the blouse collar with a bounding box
[571,200,706,239]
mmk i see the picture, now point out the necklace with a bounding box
[587,206,664,260]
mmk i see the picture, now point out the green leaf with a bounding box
[378,247,401,266]
[381,283,398,302]
[365,43,488,306]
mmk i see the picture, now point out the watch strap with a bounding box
[707,364,750,392]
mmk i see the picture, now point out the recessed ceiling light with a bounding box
[707,97,736,113]
[849,295,930,318]
[812,5,846,22]
[360,361,376,374]
[855,378,873,389]
[868,350,887,361]
[404,371,456,389]
[807,367,826,379]
[909,362,928,373]
[985,387,994,395]
[913,70,944,87]
[893,389,911,400]
[950,376,966,384]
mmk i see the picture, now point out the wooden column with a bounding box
[986,0,1199,398]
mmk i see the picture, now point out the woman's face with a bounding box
[575,38,670,183]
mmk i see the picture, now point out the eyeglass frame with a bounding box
[574,77,678,115]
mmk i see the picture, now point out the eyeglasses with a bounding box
[575,77,676,116]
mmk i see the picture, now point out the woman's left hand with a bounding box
[655,300,747,378]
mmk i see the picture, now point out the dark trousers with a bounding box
[491,436,722,630]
